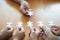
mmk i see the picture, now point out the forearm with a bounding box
[13,0,25,5]
[30,38,39,40]
[13,38,23,40]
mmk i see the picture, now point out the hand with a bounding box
[20,1,33,16]
[50,25,60,36]
[13,0,33,16]
[29,27,40,40]
[13,27,25,40]
[0,26,13,40]
[39,25,58,40]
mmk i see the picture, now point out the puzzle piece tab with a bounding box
[17,21,23,27]
[27,9,33,16]
[27,21,33,29]
[6,22,12,28]
[48,21,55,26]
[37,21,44,27]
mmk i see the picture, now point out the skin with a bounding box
[13,0,33,16]
[12,0,60,36]
[0,27,13,40]
[50,25,60,36]
[29,27,40,40]
[13,0,25,5]
[1,0,60,40]
[13,27,25,40]
[39,25,58,40]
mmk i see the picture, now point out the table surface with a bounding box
[0,0,60,40]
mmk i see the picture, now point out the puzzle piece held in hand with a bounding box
[6,22,12,28]
[27,21,33,29]
[48,21,55,26]
[27,21,33,27]
[27,21,35,32]
[17,21,23,27]
[27,9,33,16]
[37,21,44,27]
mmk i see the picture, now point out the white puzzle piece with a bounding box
[6,22,12,28]
[17,21,23,27]
[48,21,55,26]
[37,21,44,27]
[27,9,33,16]
[27,21,34,32]
[27,21,33,27]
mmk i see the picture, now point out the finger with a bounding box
[51,29,57,34]
[29,27,35,33]
[43,25,58,38]
[7,28,14,32]
[34,28,40,34]
[42,25,51,36]
[30,27,35,33]
[39,28,47,40]
[20,27,24,32]
[38,24,50,35]
[51,27,60,36]
[38,26,43,32]
[3,26,12,32]
[17,27,25,33]
[50,25,58,33]
[51,25,57,28]
[28,30,31,37]
[29,28,35,37]
[51,26,58,31]
[20,5,27,14]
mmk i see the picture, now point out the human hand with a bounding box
[29,27,40,40]
[20,1,33,16]
[39,25,58,40]
[13,26,25,40]
[0,22,13,40]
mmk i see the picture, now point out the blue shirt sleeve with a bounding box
[58,36,60,40]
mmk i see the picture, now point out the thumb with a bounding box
[34,28,40,35]
[17,27,25,33]
[5,27,13,33]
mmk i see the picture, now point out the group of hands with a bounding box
[0,0,60,40]
[0,22,60,40]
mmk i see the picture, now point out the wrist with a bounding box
[13,38,23,40]
[31,38,38,40]
[13,38,18,40]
